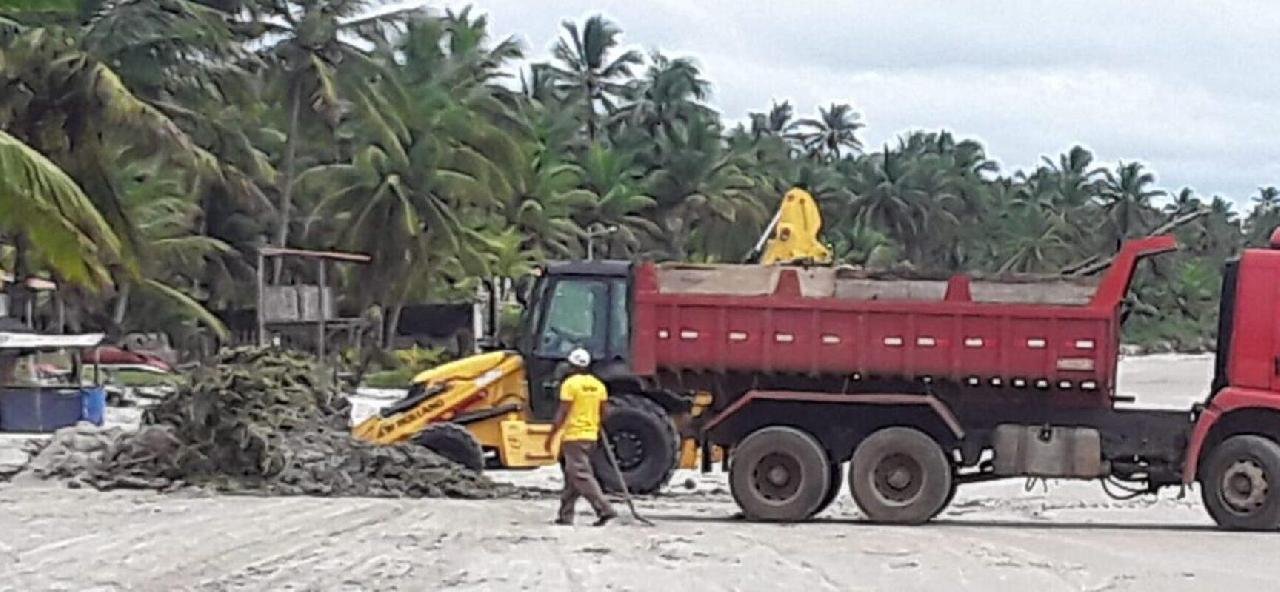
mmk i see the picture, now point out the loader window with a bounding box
[608,279,629,356]
[536,279,608,357]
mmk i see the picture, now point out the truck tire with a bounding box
[811,462,845,518]
[414,423,485,473]
[1201,434,1280,531]
[850,427,953,524]
[729,426,831,521]
[592,395,680,495]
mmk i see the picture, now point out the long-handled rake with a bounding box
[599,428,656,526]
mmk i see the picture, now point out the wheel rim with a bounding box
[872,453,925,504]
[752,452,802,502]
[609,430,646,472]
[1220,458,1269,514]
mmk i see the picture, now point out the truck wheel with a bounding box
[811,462,845,518]
[850,427,953,524]
[592,395,680,495]
[1201,434,1280,531]
[414,423,485,473]
[729,426,831,521]
[940,478,959,516]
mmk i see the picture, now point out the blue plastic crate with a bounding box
[80,386,106,426]
[0,387,85,433]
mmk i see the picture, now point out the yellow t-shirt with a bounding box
[559,374,608,442]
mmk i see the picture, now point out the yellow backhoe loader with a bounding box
[351,188,829,493]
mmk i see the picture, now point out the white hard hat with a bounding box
[567,348,592,368]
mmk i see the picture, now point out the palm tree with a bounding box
[0,23,235,239]
[78,0,251,104]
[257,0,423,278]
[571,144,660,257]
[548,15,643,142]
[996,207,1070,273]
[788,103,864,161]
[1246,187,1280,246]
[106,155,230,339]
[299,17,523,340]
[611,52,712,138]
[500,143,589,259]
[1165,187,1202,215]
[749,101,794,139]
[1098,161,1164,250]
[1252,186,1280,212]
[645,115,760,260]
[843,147,931,263]
[1040,145,1099,210]
[0,130,121,292]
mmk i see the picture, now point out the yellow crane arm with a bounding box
[754,187,832,265]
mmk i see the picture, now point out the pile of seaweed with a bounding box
[26,347,510,498]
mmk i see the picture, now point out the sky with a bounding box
[427,0,1279,207]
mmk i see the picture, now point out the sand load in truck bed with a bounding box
[654,264,1098,305]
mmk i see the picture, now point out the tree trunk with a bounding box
[112,282,132,327]
[7,235,30,327]
[273,89,303,283]
[664,211,688,260]
[384,302,403,350]
[382,265,417,350]
[584,79,597,143]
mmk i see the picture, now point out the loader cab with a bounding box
[520,260,632,421]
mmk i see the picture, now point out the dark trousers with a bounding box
[558,440,615,522]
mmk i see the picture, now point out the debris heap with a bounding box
[27,348,509,498]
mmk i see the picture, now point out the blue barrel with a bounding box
[0,387,84,432]
[80,386,106,426]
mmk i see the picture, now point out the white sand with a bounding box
[8,354,1277,592]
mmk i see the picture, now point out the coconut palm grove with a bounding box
[2,1,1276,356]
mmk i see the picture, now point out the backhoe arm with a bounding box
[351,352,525,445]
[751,187,833,265]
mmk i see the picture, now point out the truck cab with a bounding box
[1179,232,1280,529]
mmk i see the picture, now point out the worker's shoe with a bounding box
[553,518,573,526]
[592,512,617,527]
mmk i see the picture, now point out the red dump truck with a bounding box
[391,230,1280,530]
[613,232,1280,530]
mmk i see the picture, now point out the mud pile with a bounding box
[26,348,509,498]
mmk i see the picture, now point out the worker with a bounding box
[546,347,617,526]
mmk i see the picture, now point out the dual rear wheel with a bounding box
[729,426,954,524]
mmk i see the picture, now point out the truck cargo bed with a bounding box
[631,237,1177,401]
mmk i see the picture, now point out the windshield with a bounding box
[535,279,608,358]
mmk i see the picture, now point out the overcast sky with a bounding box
[433,0,1278,207]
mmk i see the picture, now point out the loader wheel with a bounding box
[850,427,953,524]
[1201,434,1280,531]
[592,395,681,495]
[414,423,485,473]
[729,426,831,522]
[811,462,845,518]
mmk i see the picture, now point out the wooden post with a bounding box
[256,251,266,347]
[56,292,65,334]
[317,258,327,361]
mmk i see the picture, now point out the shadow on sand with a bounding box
[642,511,1275,534]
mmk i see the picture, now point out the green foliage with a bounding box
[362,345,452,388]
[106,369,180,388]
[1,5,1272,353]
[0,130,120,289]
[393,345,450,375]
